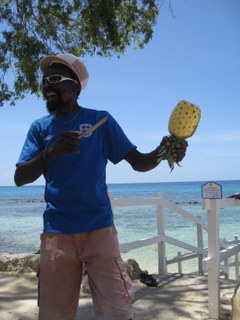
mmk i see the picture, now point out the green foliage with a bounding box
[0,0,163,106]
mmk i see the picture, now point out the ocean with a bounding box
[0,180,240,274]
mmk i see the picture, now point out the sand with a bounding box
[0,272,236,320]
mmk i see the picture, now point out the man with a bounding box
[14,53,187,320]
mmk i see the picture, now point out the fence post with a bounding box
[207,199,220,320]
[177,251,182,274]
[157,193,167,275]
[223,259,229,280]
[233,236,240,280]
[197,216,204,275]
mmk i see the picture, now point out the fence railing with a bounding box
[109,192,240,320]
[109,192,220,275]
[109,192,206,274]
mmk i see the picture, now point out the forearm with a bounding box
[14,149,55,186]
[124,149,159,172]
[124,135,188,172]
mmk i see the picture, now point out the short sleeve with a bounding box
[103,113,136,164]
[16,121,44,166]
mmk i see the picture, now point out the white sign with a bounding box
[201,182,222,199]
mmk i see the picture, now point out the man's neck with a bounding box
[57,103,80,115]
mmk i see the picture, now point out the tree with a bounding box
[0,0,166,106]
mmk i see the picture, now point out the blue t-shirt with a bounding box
[17,107,136,233]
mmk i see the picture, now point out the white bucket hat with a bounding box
[40,53,89,90]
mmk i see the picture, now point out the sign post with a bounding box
[201,181,222,200]
[201,181,222,319]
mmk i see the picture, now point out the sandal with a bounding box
[139,272,159,287]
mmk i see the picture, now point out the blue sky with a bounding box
[0,0,240,186]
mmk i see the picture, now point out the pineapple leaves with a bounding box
[156,136,187,172]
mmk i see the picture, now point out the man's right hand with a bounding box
[48,131,81,159]
[14,131,82,187]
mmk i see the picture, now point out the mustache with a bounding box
[43,88,61,100]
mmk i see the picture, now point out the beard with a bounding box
[45,91,66,114]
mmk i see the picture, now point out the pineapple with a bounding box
[156,100,201,171]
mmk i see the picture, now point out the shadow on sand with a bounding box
[0,272,235,320]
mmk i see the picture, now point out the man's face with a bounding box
[42,64,80,114]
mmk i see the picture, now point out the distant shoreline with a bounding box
[0,178,240,188]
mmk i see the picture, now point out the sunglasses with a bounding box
[42,74,79,85]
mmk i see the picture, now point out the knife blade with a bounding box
[78,116,108,139]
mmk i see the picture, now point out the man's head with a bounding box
[40,53,89,114]
[40,53,89,90]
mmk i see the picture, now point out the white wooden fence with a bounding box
[109,192,240,320]
[202,198,240,319]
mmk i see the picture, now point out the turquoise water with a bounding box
[0,180,239,273]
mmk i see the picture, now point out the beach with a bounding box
[0,271,236,320]
[1,180,240,275]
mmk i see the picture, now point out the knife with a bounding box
[78,116,108,138]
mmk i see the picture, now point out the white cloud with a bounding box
[195,131,240,143]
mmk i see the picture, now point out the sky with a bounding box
[0,0,240,186]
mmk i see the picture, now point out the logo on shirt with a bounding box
[79,124,92,137]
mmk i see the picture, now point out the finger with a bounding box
[62,139,80,149]
[172,147,186,153]
[172,151,186,162]
[60,145,80,154]
[60,131,82,139]
[59,134,81,145]
[160,136,170,147]
[55,137,80,155]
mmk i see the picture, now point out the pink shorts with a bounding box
[38,226,134,320]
